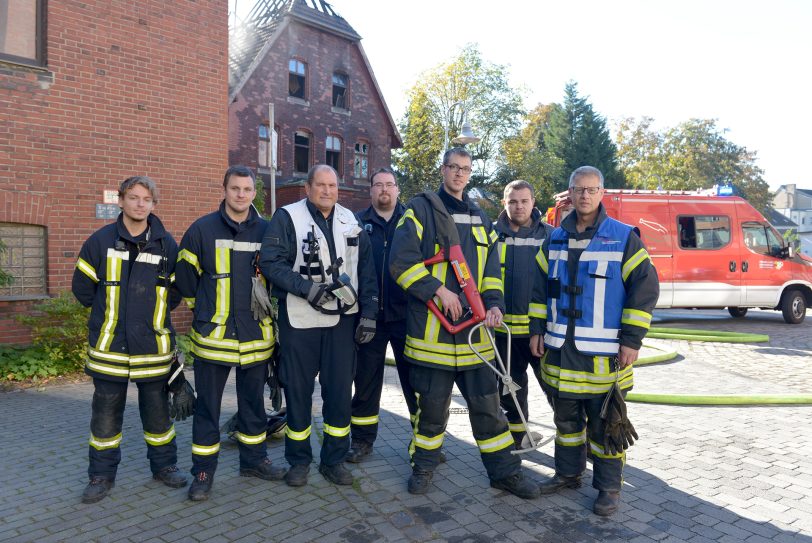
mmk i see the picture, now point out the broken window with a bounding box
[326,135,342,176]
[332,72,347,109]
[289,59,306,99]
[354,142,368,178]
[294,131,311,173]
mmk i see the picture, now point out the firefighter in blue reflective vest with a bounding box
[260,164,378,488]
[493,180,553,448]
[389,148,540,499]
[72,176,187,504]
[176,165,285,502]
[530,166,659,516]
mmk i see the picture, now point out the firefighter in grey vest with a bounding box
[260,164,378,487]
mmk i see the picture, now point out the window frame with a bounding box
[0,222,48,301]
[293,130,311,174]
[325,134,343,177]
[0,0,46,67]
[331,71,348,109]
[677,215,731,250]
[288,58,307,100]
[353,141,369,179]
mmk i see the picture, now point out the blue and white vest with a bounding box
[544,218,632,355]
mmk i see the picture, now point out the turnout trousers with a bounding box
[350,319,415,445]
[279,311,356,467]
[543,378,624,490]
[409,364,520,481]
[495,334,542,447]
[88,378,177,479]
[191,360,267,475]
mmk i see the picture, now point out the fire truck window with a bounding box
[681,215,730,250]
[678,218,696,248]
[743,225,770,255]
[766,228,784,257]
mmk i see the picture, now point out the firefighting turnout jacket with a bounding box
[530,205,659,396]
[493,208,553,337]
[72,213,180,382]
[389,186,505,370]
[175,202,275,368]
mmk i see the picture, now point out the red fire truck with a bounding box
[548,189,812,324]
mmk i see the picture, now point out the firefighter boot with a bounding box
[153,465,187,488]
[81,476,114,504]
[240,458,287,481]
[490,471,540,499]
[538,473,582,495]
[407,469,433,495]
[188,472,214,502]
[345,441,373,463]
[318,463,354,485]
[593,491,621,516]
[285,464,309,487]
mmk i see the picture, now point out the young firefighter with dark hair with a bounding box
[493,180,553,448]
[176,165,285,502]
[389,148,539,499]
[530,166,659,516]
[260,164,378,488]
[72,176,190,504]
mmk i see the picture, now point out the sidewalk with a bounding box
[1,308,811,542]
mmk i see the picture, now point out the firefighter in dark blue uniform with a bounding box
[346,168,412,463]
[530,166,659,516]
[389,148,540,499]
[260,164,378,487]
[72,176,187,504]
[176,166,285,502]
[493,180,553,448]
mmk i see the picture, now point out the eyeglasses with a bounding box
[372,182,397,190]
[445,164,472,175]
[570,186,602,195]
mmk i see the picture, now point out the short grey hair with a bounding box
[502,180,535,200]
[119,176,159,203]
[568,166,604,188]
[306,164,338,185]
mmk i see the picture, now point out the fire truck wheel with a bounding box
[781,290,806,325]
[727,307,748,318]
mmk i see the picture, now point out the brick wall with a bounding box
[0,1,229,344]
[228,19,397,215]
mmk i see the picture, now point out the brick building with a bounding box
[0,1,229,343]
[227,0,402,212]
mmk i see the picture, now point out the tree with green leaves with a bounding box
[540,81,622,190]
[616,117,772,213]
[393,44,524,200]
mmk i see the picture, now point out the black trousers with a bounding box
[191,360,267,475]
[546,389,625,491]
[409,364,520,481]
[88,377,176,479]
[495,334,541,445]
[279,311,356,467]
[350,319,414,445]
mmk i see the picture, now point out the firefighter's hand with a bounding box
[435,285,462,321]
[617,345,639,369]
[484,307,503,328]
[307,283,334,308]
[530,334,545,358]
[355,317,376,344]
[169,381,196,422]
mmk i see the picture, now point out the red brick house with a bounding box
[0,1,229,343]
[227,0,402,212]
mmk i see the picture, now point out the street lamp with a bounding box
[442,101,480,154]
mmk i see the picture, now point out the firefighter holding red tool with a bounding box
[389,148,540,499]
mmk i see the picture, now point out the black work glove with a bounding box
[169,381,196,422]
[251,276,274,321]
[600,382,638,455]
[355,317,376,344]
[266,352,283,412]
[307,283,335,309]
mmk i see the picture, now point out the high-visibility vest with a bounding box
[544,218,632,356]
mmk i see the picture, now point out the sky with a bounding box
[230,0,811,190]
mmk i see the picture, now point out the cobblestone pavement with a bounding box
[1,308,811,542]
